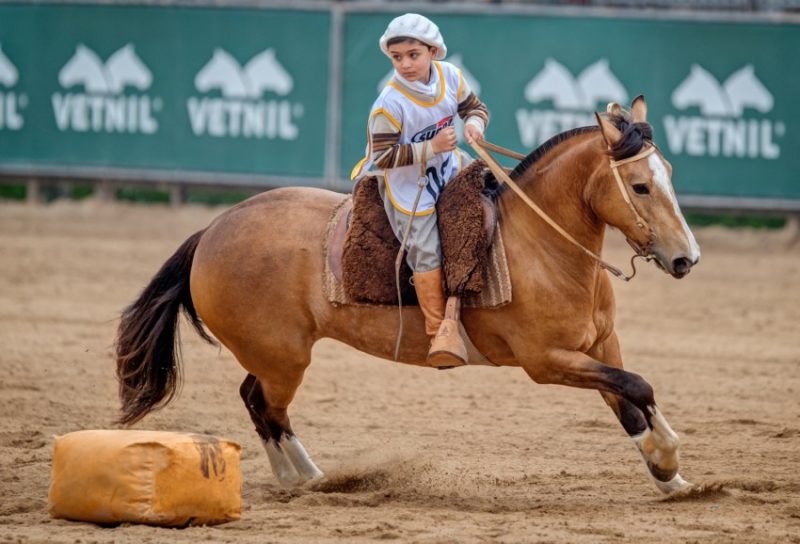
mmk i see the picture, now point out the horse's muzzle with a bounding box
[652,251,698,279]
[668,255,699,279]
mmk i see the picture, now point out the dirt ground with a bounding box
[0,198,798,543]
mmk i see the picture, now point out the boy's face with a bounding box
[387,41,435,84]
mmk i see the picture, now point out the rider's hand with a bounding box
[431,127,457,154]
[464,124,484,145]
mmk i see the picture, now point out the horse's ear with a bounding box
[594,112,622,147]
[606,102,622,117]
[631,95,648,123]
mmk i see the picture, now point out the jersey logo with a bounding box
[410,115,454,143]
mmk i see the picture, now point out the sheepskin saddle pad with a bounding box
[323,160,512,309]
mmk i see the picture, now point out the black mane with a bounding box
[509,126,599,180]
[507,112,654,181]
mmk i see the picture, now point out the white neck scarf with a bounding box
[393,64,439,98]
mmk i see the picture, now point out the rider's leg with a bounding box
[379,183,467,367]
[413,271,467,367]
[413,267,445,335]
[404,215,467,368]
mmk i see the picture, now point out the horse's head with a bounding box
[591,96,700,278]
[243,49,293,97]
[671,64,731,116]
[723,65,773,116]
[524,58,583,110]
[576,59,628,111]
[195,49,249,98]
[105,44,152,93]
[59,44,109,93]
[0,45,19,87]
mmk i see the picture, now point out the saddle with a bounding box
[324,160,510,308]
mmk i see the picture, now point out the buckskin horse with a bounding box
[116,97,700,494]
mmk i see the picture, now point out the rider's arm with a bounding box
[456,72,489,135]
[368,111,434,170]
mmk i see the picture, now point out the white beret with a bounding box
[379,13,447,61]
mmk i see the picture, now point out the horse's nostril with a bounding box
[672,257,692,274]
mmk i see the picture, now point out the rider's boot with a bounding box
[413,269,467,368]
[413,268,445,336]
[428,296,468,368]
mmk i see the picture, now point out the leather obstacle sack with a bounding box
[48,430,241,527]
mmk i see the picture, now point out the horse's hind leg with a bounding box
[525,340,690,494]
[240,373,324,487]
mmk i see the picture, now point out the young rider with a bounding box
[351,13,490,367]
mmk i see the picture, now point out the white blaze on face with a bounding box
[647,153,701,262]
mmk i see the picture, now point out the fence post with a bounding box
[96,180,115,202]
[170,185,186,207]
[785,214,800,247]
[26,178,40,205]
[324,4,344,190]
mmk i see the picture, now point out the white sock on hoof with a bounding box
[632,425,690,494]
[652,472,692,494]
[648,406,680,451]
[262,438,302,487]
[282,435,324,481]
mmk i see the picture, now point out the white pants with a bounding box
[373,149,474,273]
[377,180,442,273]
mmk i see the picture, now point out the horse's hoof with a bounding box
[654,473,693,495]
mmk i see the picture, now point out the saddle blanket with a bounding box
[322,196,512,309]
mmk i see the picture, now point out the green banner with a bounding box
[0,4,329,181]
[341,13,799,199]
[1,5,798,200]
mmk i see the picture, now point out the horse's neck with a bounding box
[498,134,605,288]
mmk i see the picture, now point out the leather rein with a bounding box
[471,139,657,282]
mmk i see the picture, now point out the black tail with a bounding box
[115,230,216,425]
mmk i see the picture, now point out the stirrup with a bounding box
[427,318,467,369]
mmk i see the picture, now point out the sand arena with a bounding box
[0,200,798,543]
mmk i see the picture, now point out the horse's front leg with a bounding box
[587,332,691,494]
[524,341,691,494]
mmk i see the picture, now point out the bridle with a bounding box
[609,145,657,263]
[472,139,657,282]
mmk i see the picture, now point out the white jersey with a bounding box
[358,61,465,216]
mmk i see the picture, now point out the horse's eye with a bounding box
[632,183,650,195]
